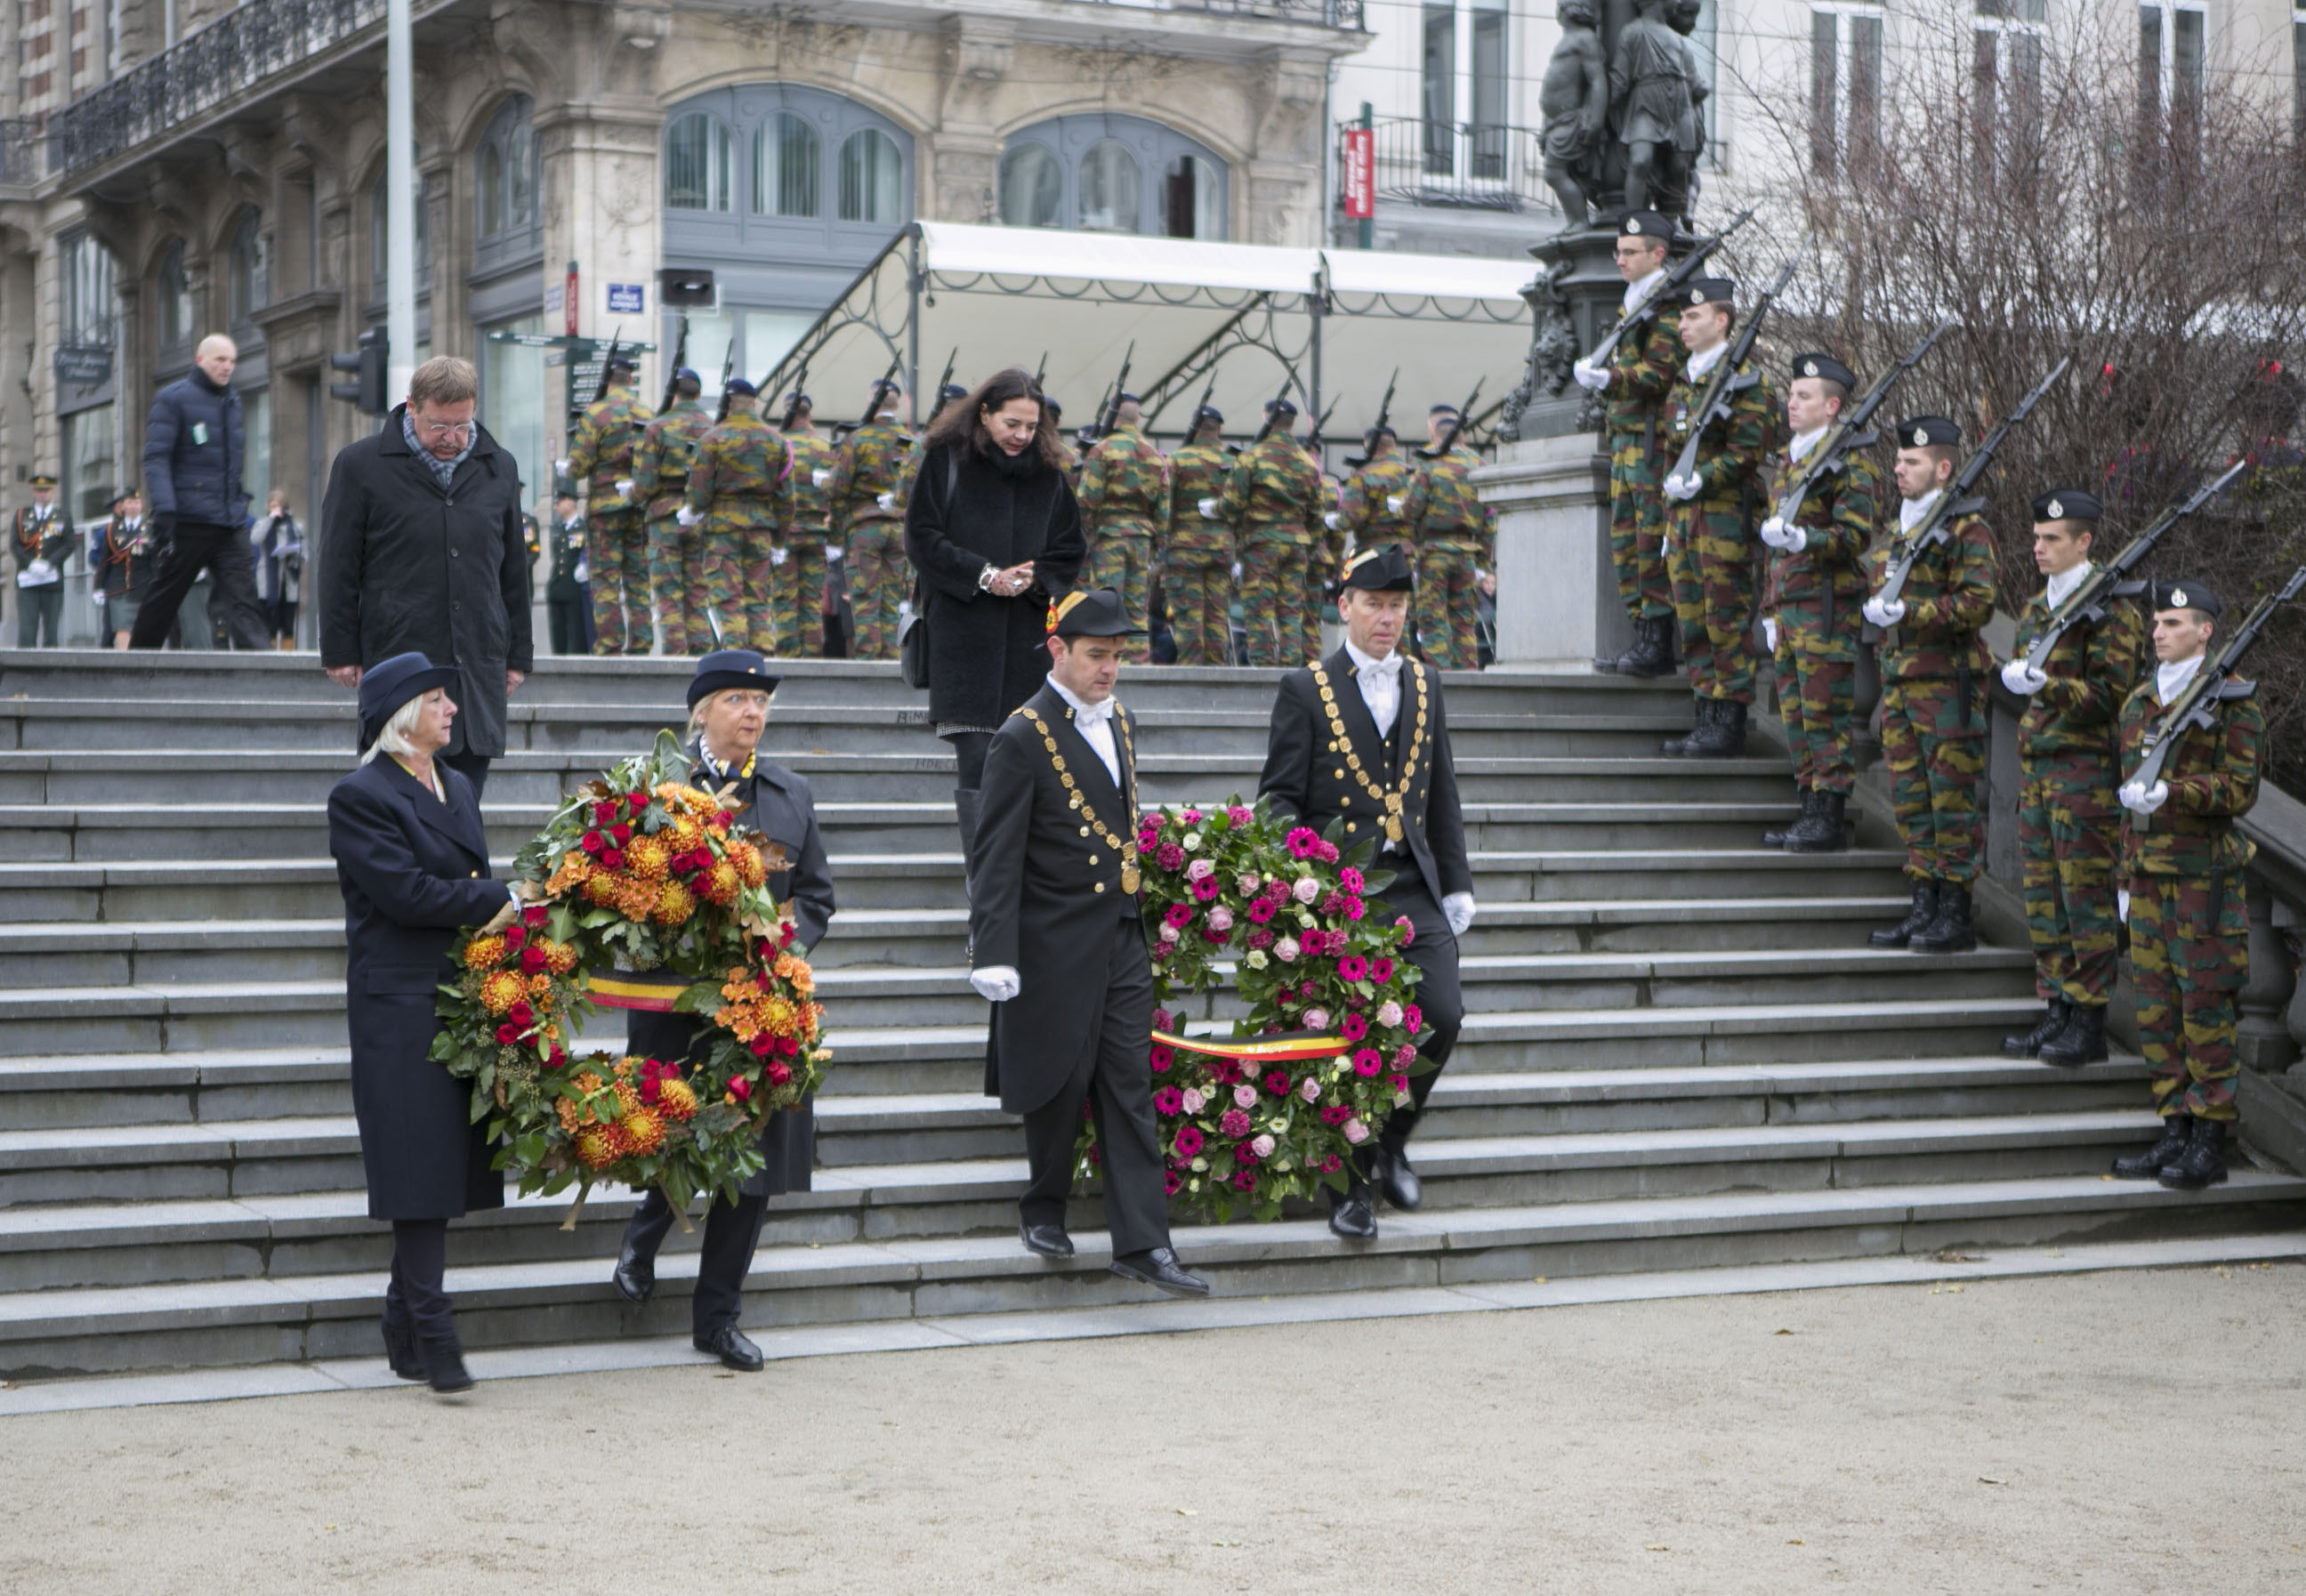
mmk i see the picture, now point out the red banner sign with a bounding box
[1341,128,1375,221]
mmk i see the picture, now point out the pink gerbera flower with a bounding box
[1339,867,1366,892]
[1341,1012,1369,1041]
[1337,954,1369,982]
[1372,958,1396,984]
[1352,1048,1383,1076]
[1232,1170,1259,1191]
[1154,1087,1184,1115]
[1173,1124,1205,1156]
[1286,827,1320,858]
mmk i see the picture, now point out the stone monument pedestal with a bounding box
[1476,433,1630,670]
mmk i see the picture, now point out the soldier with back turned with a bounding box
[1077,393,1170,660]
[632,367,715,655]
[830,376,914,659]
[1400,403,1495,671]
[1216,397,1323,666]
[1163,403,1235,665]
[680,378,794,654]
[562,356,654,655]
[777,391,838,658]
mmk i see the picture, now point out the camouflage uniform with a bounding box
[830,418,914,659]
[682,411,794,657]
[1077,423,1170,660]
[632,399,715,655]
[1664,359,1779,703]
[1600,302,1682,623]
[1864,507,1997,883]
[2012,585,2148,1009]
[1303,467,1347,664]
[1402,444,1496,671]
[1164,438,1236,665]
[566,385,656,654]
[1218,433,1323,667]
[2118,675,2264,1123]
[778,430,837,657]
[1762,442,1880,794]
[1341,453,1417,556]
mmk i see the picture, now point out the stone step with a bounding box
[6,1168,2300,1379]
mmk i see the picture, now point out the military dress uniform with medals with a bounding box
[1256,545,1472,1238]
[12,475,75,649]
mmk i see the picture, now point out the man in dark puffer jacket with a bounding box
[129,334,270,650]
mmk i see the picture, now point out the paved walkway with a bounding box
[8,1261,2305,1593]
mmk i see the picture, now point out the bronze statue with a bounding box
[1539,0,1609,231]
[1609,0,1694,215]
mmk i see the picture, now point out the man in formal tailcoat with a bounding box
[966,588,1208,1297]
[1257,544,1474,1239]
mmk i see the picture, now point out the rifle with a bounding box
[778,359,811,432]
[923,349,958,427]
[1306,394,1343,455]
[1584,207,1756,370]
[1770,317,1953,528]
[1032,352,1047,392]
[1345,367,1399,468]
[2020,458,2249,674]
[592,330,624,407]
[2126,563,2306,793]
[1418,378,1486,462]
[864,356,903,428]
[1877,357,2071,609]
[659,318,689,413]
[1664,243,1805,488]
[713,342,738,423]
[1249,374,1297,446]
[1094,342,1136,441]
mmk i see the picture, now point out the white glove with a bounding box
[1571,359,1610,394]
[1762,617,1778,652]
[615,478,634,503]
[1230,561,1244,580]
[1759,516,1806,552]
[875,491,897,512]
[26,558,55,581]
[1324,512,1342,531]
[1662,472,1700,502]
[1861,594,1906,628]
[553,457,571,476]
[970,966,1020,1003]
[2000,658,2048,695]
[2118,780,2170,816]
[811,469,833,488]
[770,547,788,568]
[1384,494,1407,515]
[92,588,106,608]
[824,544,843,560]
[1442,893,1476,938]
[2118,889,2131,923]
[1198,497,1222,520]
[676,506,703,528]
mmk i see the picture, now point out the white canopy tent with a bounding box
[746,222,1534,458]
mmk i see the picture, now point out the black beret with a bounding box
[784,391,811,411]
[1045,587,1144,637]
[1790,352,1857,391]
[1680,278,1735,307]
[724,377,758,398]
[673,367,700,384]
[1430,403,1461,417]
[1618,210,1673,240]
[1194,404,1224,427]
[2031,488,2103,522]
[1043,395,1063,417]
[688,649,781,707]
[939,383,969,402]
[1338,544,1415,593]
[1265,397,1299,416]
[1116,391,1141,407]
[2149,580,2222,617]
[1897,415,1962,448]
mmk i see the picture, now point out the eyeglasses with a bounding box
[415,418,474,441]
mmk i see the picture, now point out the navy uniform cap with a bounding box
[1791,352,1858,391]
[606,354,638,373]
[725,377,758,398]
[939,383,969,402]
[1618,210,1673,240]
[1339,544,1415,593]
[2150,580,2222,617]
[688,649,781,707]
[356,652,461,751]
[674,367,700,384]
[1194,403,1225,427]
[1116,391,1141,407]
[2031,487,2102,523]
[1265,397,1299,416]
[1430,402,1461,417]
[1047,587,1145,637]
[1681,278,1735,306]
[1043,395,1063,417]
[1898,415,1962,448]
[784,391,811,411]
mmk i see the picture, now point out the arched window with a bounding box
[228,207,269,325]
[371,163,432,282]
[999,143,1062,229]
[665,113,734,211]
[839,128,904,223]
[156,239,192,350]
[1000,115,1228,238]
[755,112,820,218]
[476,95,538,240]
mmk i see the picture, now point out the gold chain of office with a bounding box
[1310,663,1427,843]
[1019,705,1142,895]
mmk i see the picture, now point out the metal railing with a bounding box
[1177,0,1364,24]
[1341,116,1548,213]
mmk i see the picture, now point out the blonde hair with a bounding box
[688,687,772,733]
[359,693,431,764]
[408,355,479,409]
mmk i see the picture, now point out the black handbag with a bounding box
[898,450,960,691]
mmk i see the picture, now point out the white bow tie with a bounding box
[1359,655,1403,681]
[1073,700,1116,729]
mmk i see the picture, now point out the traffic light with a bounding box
[329,327,388,414]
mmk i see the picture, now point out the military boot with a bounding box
[2038,1004,2109,1067]
[1660,697,1713,756]
[1762,790,1812,849]
[1870,880,1939,948]
[2157,1117,2229,1189]
[2003,1000,2072,1059]
[1617,617,1675,678]
[1681,699,1746,758]
[1909,882,1977,954]
[1786,791,1849,854]
[2113,1114,2191,1180]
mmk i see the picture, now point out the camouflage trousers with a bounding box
[698,520,778,655]
[647,515,708,656]
[1304,543,1341,664]
[1165,556,1233,665]
[1239,528,1312,667]
[1879,674,1986,884]
[1413,542,1482,670]
[1666,499,1758,702]
[2130,871,2247,1122]
[772,537,829,657]
[846,520,908,660]
[1770,599,1860,794]
[586,505,650,655]
[1086,528,1154,662]
[2018,754,2123,1007]
[1609,431,1672,623]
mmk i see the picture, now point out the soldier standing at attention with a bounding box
[1215,397,1322,666]
[1401,402,1495,671]
[561,354,654,654]
[1658,277,1778,755]
[11,472,73,648]
[830,375,914,659]
[2110,582,2262,1189]
[1076,392,1170,659]
[1303,440,1348,664]
[777,390,837,659]
[1571,211,1681,676]
[680,378,794,655]
[1860,416,1997,955]
[1339,425,1415,564]
[1997,490,2145,1067]
[631,367,715,655]
[1757,352,1880,853]
[1163,402,1236,665]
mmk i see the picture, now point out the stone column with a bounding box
[2239,880,2299,1073]
[1473,434,1625,670]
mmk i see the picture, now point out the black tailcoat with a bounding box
[1257,649,1472,897]
[327,754,512,1221]
[624,747,835,1198]
[969,682,1148,1115]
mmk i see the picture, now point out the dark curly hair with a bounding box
[924,367,1070,471]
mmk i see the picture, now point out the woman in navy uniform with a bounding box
[609,649,836,1371]
[327,652,527,1393]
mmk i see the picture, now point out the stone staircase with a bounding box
[3,648,2302,1383]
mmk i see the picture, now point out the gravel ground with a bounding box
[8,1265,2306,1595]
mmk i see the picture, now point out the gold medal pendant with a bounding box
[1121,864,1142,895]
[1384,813,1404,842]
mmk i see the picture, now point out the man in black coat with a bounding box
[321,356,533,797]
[129,334,272,651]
[968,588,1207,1297]
[1258,545,1475,1239]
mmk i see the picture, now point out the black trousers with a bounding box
[439,746,491,802]
[1018,915,1171,1257]
[548,596,585,656]
[624,1187,770,1334]
[129,520,270,650]
[1370,858,1464,1155]
[384,1217,454,1338]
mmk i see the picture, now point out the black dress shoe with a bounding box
[1110,1246,1210,1297]
[1020,1221,1075,1258]
[420,1332,474,1394]
[1328,1189,1377,1239]
[2004,1000,2072,1059]
[612,1244,656,1304]
[2113,1114,2192,1180]
[2037,1004,2108,1067]
[1375,1143,1423,1211]
[613,1198,675,1303]
[695,1325,765,1371]
[381,1315,425,1382]
[2157,1117,2229,1190]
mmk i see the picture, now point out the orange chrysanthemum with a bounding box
[463,935,507,971]
[727,841,766,890]
[657,1079,699,1122]
[701,862,741,905]
[544,939,579,975]
[671,817,705,850]
[574,1124,628,1169]
[584,873,621,906]
[527,973,555,999]
[653,881,697,924]
[555,1098,582,1134]
[620,1108,666,1156]
[625,834,670,883]
[480,971,527,1015]
[612,1079,644,1118]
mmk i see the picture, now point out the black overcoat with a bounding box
[319,407,534,760]
[967,681,1148,1115]
[1258,649,1473,898]
[624,749,835,1198]
[902,439,1087,729]
[327,754,510,1221]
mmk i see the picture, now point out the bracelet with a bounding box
[978,563,1000,592]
